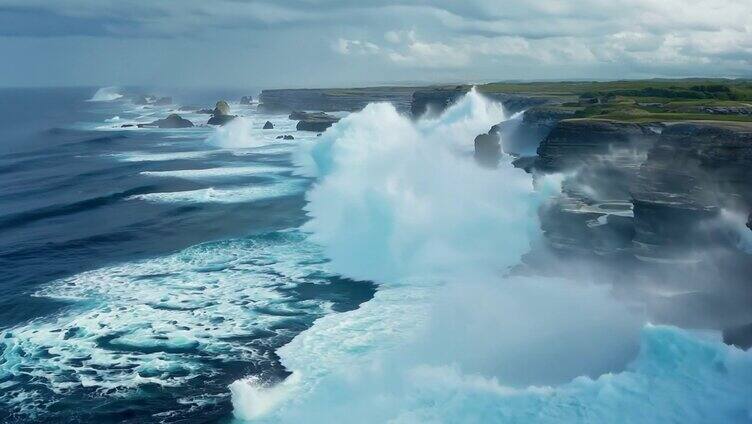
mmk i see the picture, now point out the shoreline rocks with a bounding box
[207,100,236,126]
[290,111,340,132]
[263,121,274,129]
[473,133,501,168]
[631,122,752,261]
[138,113,194,129]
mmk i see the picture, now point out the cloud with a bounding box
[333,38,380,55]
[0,0,750,86]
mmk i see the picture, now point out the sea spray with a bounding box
[231,89,533,419]
[230,90,752,423]
[88,86,123,102]
[207,117,266,149]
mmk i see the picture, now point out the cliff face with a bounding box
[631,122,752,260]
[536,120,660,171]
[533,120,661,256]
[409,86,549,118]
[258,87,416,113]
[491,107,576,156]
[532,120,752,261]
[410,87,469,117]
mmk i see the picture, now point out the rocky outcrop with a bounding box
[492,106,577,156]
[723,322,752,350]
[276,135,295,140]
[474,133,501,168]
[207,100,236,126]
[631,122,752,261]
[410,87,552,118]
[139,114,194,129]
[699,106,752,115]
[240,95,253,105]
[410,86,469,117]
[263,121,274,129]
[536,119,660,172]
[213,100,230,116]
[288,111,309,120]
[259,87,416,113]
[291,111,340,132]
[534,119,661,256]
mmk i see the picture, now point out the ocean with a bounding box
[0,87,373,422]
[1,87,750,424]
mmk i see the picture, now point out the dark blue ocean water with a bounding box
[0,87,373,423]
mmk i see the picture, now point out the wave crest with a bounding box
[88,86,123,102]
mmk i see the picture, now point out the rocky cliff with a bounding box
[631,122,752,261]
[532,119,661,256]
[258,87,416,113]
[410,86,550,118]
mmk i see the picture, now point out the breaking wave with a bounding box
[141,166,291,181]
[230,89,752,423]
[207,117,267,149]
[88,86,123,102]
[0,231,349,418]
[128,180,306,204]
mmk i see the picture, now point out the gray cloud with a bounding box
[0,0,750,87]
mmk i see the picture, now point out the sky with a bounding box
[0,0,751,88]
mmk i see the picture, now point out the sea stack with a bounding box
[207,100,236,126]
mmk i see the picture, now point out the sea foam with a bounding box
[0,231,336,418]
[230,90,752,423]
[128,180,306,204]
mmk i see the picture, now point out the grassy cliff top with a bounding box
[478,79,752,123]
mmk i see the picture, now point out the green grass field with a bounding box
[478,79,752,122]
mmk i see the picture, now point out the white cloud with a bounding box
[333,38,380,55]
[1,0,751,85]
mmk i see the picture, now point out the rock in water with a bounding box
[208,115,235,125]
[291,111,340,132]
[263,121,274,129]
[288,111,308,120]
[276,135,294,140]
[474,133,501,168]
[207,100,236,126]
[139,114,194,128]
[213,100,231,116]
[240,96,253,105]
[723,322,752,349]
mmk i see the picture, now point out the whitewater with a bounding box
[0,87,750,423]
[230,90,752,423]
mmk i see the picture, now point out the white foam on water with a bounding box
[0,231,336,418]
[128,180,306,204]
[230,89,752,423]
[207,117,268,149]
[109,150,217,162]
[88,87,123,102]
[141,166,291,181]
